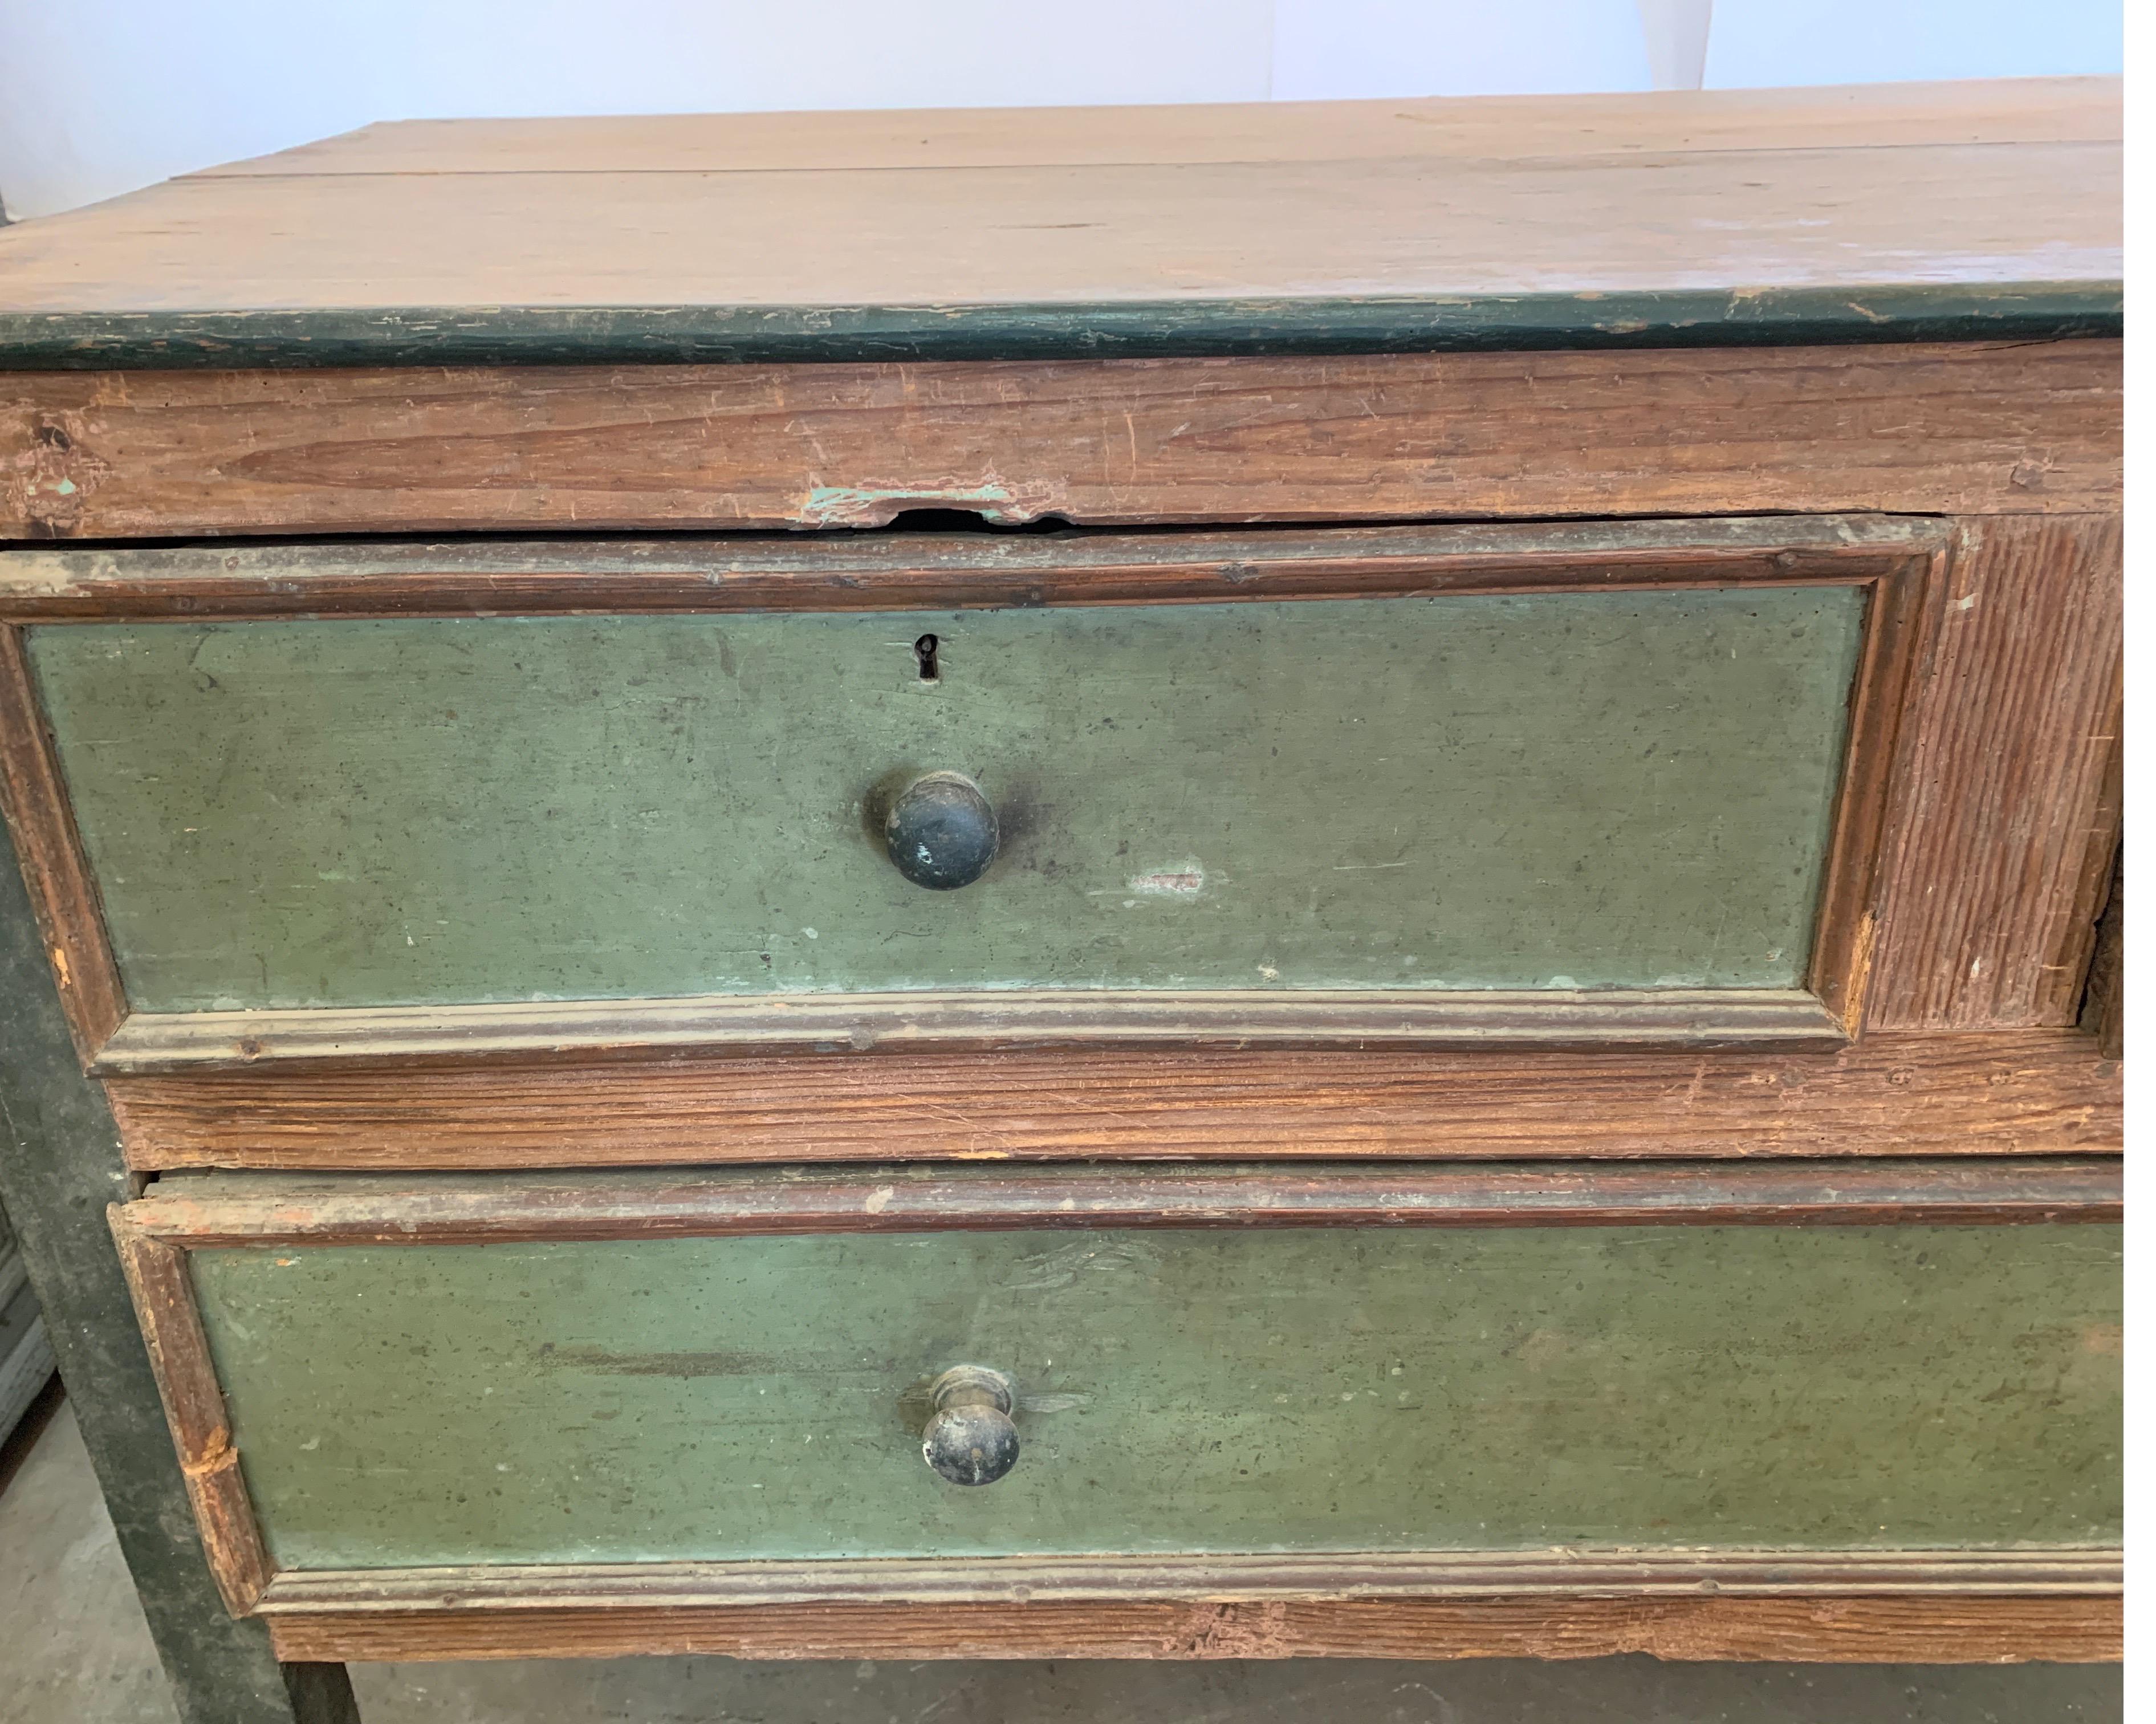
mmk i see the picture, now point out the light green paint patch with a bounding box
[29,587,1864,1011]
[190,1223,2124,1570]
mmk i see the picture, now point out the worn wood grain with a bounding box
[194,79,2124,178]
[5,144,2110,315]
[0,81,2119,367]
[106,1031,2120,1171]
[0,342,2121,539]
[261,1592,2123,1664]
[0,516,1940,621]
[1868,517,2124,1028]
[0,625,124,1062]
[108,1226,274,1615]
[116,1158,2125,1246]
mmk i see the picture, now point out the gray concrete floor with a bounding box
[0,1388,2125,1724]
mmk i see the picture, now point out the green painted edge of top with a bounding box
[0,283,2122,369]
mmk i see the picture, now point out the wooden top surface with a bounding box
[0,78,2120,368]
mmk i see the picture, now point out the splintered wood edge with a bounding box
[116,1158,2123,1247]
[90,990,1848,1075]
[2080,849,2123,1058]
[107,1218,274,1613]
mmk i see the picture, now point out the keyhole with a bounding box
[914,634,940,682]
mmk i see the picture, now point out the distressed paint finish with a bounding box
[28,588,1863,1011]
[187,1223,2121,1571]
[0,288,2122,371]
[0,803,355,1719]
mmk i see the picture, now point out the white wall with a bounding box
[0,0,2124,221]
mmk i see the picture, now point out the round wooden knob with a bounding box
[884,772,999,890]
[921,1365,1019,1486]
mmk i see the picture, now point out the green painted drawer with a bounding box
[29,586,1864,1013]
[188,1221,2120,1571]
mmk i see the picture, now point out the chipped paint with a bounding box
[0,284,2121,373]
[1128,861,1206,897]
[798,477,1046,528]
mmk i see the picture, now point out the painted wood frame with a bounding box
[0,516,1940,1067]
[2,507,2120,1172]
[0,623,126,1062]
[108,1160,2124,1662]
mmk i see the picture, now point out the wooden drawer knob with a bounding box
[921,1364,1020,1485]
[884,772,999,889]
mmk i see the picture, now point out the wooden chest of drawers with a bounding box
[0,76,2122,1723]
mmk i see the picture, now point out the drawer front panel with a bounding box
[31,588,1862,1012]
[189,1223,2120,1571]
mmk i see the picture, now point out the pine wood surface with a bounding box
[196,79,2122,178]
[1866,517,2124,1028]
[0,82,2118,373]
[0,143,2115,313]
[107,1032,2118,1172]
[257,1592,2126,1664]
[0,343,2120,540]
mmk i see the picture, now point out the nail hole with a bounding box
[914,634,940,682]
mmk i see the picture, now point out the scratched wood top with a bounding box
[0,78,2120,368]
